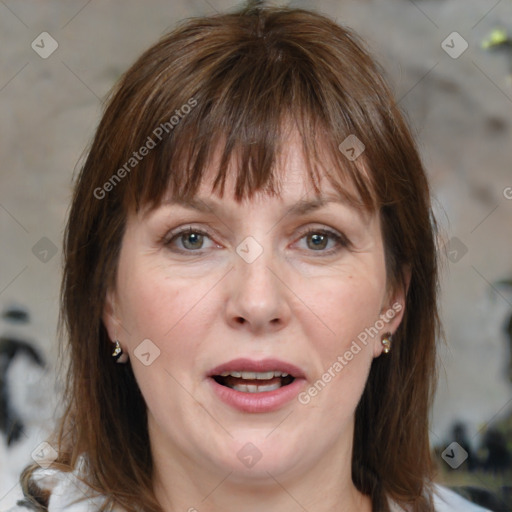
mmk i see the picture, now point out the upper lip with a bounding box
[208,358,306,379]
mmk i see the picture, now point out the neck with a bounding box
[151,420,372,512]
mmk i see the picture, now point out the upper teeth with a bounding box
[220,370,289,379]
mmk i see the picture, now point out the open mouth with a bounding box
[212,371,295,393]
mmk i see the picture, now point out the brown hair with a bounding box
[21,3,439,511]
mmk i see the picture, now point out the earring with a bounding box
[381,332,392,354]
[112,340,128,363]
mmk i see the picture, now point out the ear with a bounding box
[102,288,118,343]
[373,265,411,358]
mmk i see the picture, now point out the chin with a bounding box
[209,434,306,481]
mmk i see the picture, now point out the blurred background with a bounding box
[0,0,511,510]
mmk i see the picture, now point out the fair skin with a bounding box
[103,135,406,512]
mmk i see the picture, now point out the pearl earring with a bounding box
[381,332,392,354]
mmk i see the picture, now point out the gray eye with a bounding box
[181,232,205,250]
[307,233,328,250]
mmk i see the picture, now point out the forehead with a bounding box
[159,129,368,213]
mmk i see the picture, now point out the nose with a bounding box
[225,240,291,335]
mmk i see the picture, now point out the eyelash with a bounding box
[162,225,350,256]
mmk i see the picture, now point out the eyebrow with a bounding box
[167,196,349,216]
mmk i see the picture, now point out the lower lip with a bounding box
[208,377,306,413]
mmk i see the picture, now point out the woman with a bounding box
[9,3,491,511]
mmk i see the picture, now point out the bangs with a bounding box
[132,117,376,216]
[108,10,383,215]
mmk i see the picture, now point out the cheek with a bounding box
[298,267,385,349]
[292,265,385,410]
[118,260,208,344]
[116,261,220,401]
[116,267,209,416]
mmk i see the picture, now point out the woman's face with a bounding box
[104,136,405,484]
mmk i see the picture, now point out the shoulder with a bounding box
[388,483,493,512]
[3,457,121,512]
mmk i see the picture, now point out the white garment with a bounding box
[387,484,492,512]
[432,486,492,512]
[4,461,492,512]
[3,459,118,512]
